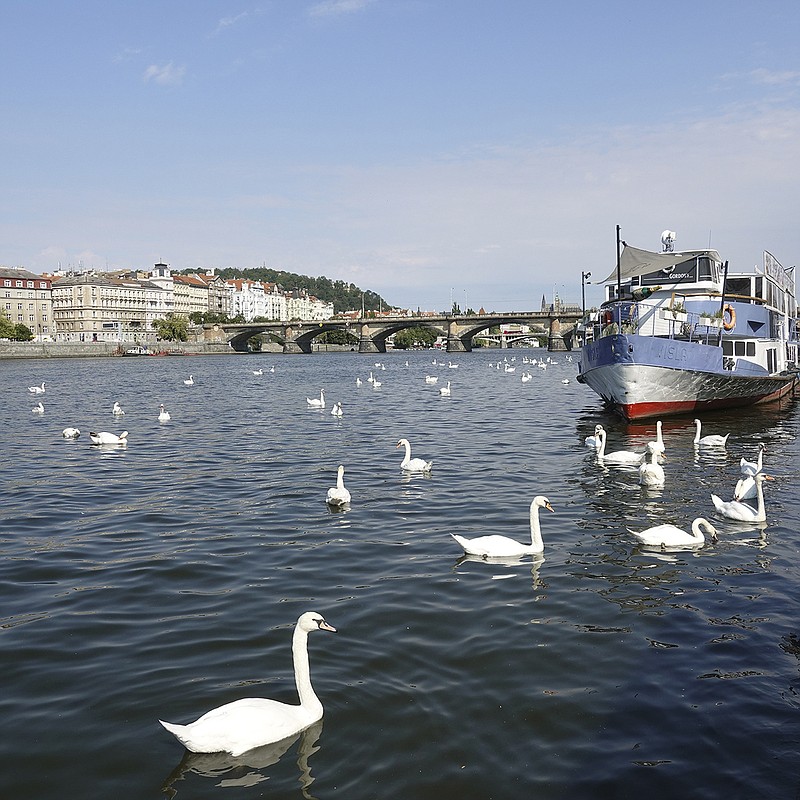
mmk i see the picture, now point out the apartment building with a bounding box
[0,268,54,340]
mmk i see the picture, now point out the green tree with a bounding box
[13,323,34,341]
[153,313,189,342]
[392,326,438,349]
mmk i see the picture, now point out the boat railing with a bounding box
[591,301,725,345]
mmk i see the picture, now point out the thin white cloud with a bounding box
[213,11,249,35]
[113,46,143,64]
[143,62,186,86]
[308,0,375,18]
[749,67,800,87]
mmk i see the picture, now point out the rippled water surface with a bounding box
[2,350,800,799]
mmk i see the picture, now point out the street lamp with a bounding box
[581,271,592,319]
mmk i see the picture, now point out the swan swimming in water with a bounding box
[711,473,772,522]
[424,375,438,384]
[439,381,451,397]
[595,429,645,464]
[584,425,604,448]
[648,420,666,454]
[451,496,554,558]
[184,375,194,386]
[330,401,343,417]
[252,369,263,376]
[28,382,45,394]
[90,430,128,445]
[396,438,432,473]
[629,518,717,549]
[693,418,729,447]
[306,389,325,409]
[740,443,765,475]
[158,404,171,422]
[112,401,125,416]
[159,612,337,757]
[32,401,44,414]
[325,465,351,506]
[62,427,81,438]
[638,442,666,487]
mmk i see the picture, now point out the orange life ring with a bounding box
[722,304,735,331]
[602,310,613,326]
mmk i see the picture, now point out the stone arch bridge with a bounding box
[197,309,582,354]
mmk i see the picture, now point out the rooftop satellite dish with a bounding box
[661,230,676,252]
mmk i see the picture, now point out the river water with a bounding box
[2,350,799,799]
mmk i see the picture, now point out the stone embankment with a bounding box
[0,341,236,359]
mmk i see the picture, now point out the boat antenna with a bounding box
[717,259,729,345]
[616,224,622,306]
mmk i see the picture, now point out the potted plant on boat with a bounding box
[699,309,724,328]
[661,301,688,322]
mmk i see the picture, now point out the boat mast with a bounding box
[615,225,622,310]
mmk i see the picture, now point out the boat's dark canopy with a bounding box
[602,245,713,283]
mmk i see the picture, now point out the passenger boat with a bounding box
[123,345,150,356]
[576,230,799,421]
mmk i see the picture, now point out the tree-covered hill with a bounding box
[178,266,393,314]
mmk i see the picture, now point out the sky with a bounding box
[3,1,800,313]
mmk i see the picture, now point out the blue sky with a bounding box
[3,1,800,312]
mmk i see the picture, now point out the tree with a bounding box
[392,326,438,349]
[13,323,34,341]
[153,313,189,342]
[0,310,33,340]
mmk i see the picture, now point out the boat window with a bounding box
[755,277,763,299]
[747,341,755,356]
[697,257,714,281]
[725,277,751,299]
[722,340,733,356]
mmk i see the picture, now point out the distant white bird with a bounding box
[90,430,128,445]
[269,365,275,373]
[693,418,729,447]
[629,518,717,550]
[159,611,336,756]
[451,496,554,558]
[595,429,645,464]
[252,369,263,376]
[561,378,570,384]
[638,442,666,487]
[330,401,343,417]
[356,377,362,387]
[424,375,438,384]
[711,473,772,523]
[372,379,382,388]
[112,401,125,416]
[32,401,44,414]
[521,372,532,383]
[306,389,325,409]
[439,381,451,397]
[28,382,46,394]
[396,438,433,473]
[62,427,81,439]
[158,404,171,422]
[584,425,604,448]
[504,364,516,373]
[326,465,351,506]
[184,375,194,386]
[448,362,458,369]
[367,372,375,383]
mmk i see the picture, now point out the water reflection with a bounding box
[453,553,546,590]
[161,720,323,798]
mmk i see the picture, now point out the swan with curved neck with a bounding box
[326,465,351,506]
[740,443,765,476]
[158,404,171,422]
[648,420,666,454]
[693,418,729,447]
[630,518,717,549]
[306,389,325,409]
[159,612,336,757]
[596,429,645,464]
[638,442,665,486]
[396,439,433,472]
[112,401,125,416]
[451,496,554,557]
[584,424,603,448]
[711,473,772,522]
[184,375,194,386]
[28,382,45,394]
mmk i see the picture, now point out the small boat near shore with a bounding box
[577,228,799,420]
[123,345,150,356]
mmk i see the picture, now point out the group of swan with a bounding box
[325,465,351,506]
[451,496,554,558]
[396,438,433,473]
[160,612,337,756]
[711,473,772,522]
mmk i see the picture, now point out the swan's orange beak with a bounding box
[545,502,554,512]
[319,621,337,633]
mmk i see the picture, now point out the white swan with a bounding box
[62,427,81,438]
[439,381,451,397]
[451,496,554,558]
[32,401,44,414]
[158,404,171,422]
[424,375,438,384]
[396,438,433,472]
[629,518,717,549]
[367,372,375,383]
[584,425,604,448]
[693,418,729,447]
[711,473,772,522]
[112,401,125,416]
[330,401,343,417]
[448,361,458,369]
[372,379,382,388]
[184,375,194,386]
[734,474,757,501]
[159,612,337,757]
[252,369,263,376]
[596,429,645,464]
[638,442,666,486]
[306,389,325,409]
[90,430,128,445]
[740,443,765,475]
[648,420,666,454]
[356,377,362,387]
[28,381,45,394]
[521,372,532,383]
[325,465,351,506]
